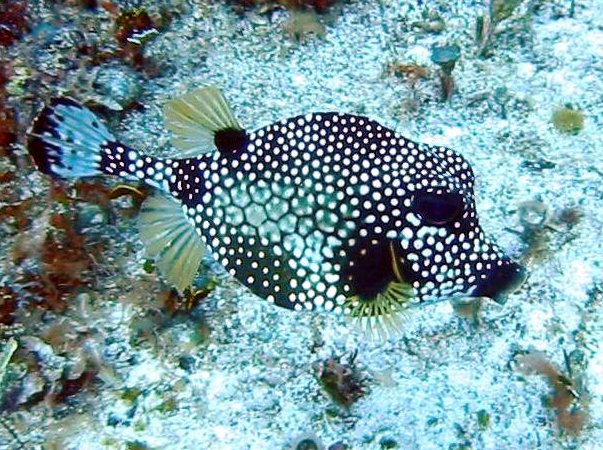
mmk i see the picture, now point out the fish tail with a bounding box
[27,97,167,190]
[28,97,116,178]
[28,98,205,292]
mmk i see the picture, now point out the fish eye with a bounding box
[412,191,464,225]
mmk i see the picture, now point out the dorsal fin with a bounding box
[163,86,246,156]
[138,195,205,292]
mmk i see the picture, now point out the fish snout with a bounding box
[472,261,527,304]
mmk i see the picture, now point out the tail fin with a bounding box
[27,97,115,179]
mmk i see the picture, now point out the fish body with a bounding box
[27,88,525,330]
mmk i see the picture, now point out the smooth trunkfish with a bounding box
[27,87,526,335]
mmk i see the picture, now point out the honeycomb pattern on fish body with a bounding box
[99,112,510,312]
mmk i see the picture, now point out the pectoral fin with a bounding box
[343,240,416,339]
[138,195,205,292]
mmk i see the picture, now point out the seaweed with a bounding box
[52,368,98,404]
[510,200,583,265]
[0,63,18,159]
[6,181,122,313]
[0,288,19,326]
[16,223,99,312]
[476,0,525,57]
[516,350,588,435]
[285,10,326,40]
[0,0,29,47]
[552,106,584,135]
[0,105,17,157]
[384,63,430,87]
[0,285,118,418]
[230,1,339,14]
[0,338,24,448]
[0,198,35,232]
[114,8,159,70]
[97,4,166,72]
[114,9,158,48]
[13,334,107,411]
[314,350,366,408]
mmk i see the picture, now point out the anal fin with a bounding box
[138,195,205,292]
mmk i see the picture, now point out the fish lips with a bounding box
[472,261,527,305]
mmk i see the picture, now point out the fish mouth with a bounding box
[471,261,527,305]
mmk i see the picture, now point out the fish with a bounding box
[27,86,526,334]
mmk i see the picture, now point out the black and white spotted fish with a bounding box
[27,87,526,333]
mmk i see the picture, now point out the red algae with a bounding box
[516,351,589,435]
[112,7,159,70]
[0,0,29,47]
[0,63,17,156]
[231,0,339,13]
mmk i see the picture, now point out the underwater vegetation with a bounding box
[112,6,159,70]
[513,200,583,265]
[315,351,366,408]
[516,350,589,435]
[0,184,121,419]
[476,0,525,56]
[0,0,29,48]
[229,0,339,14]
[552,106,585,135]
[0,64,18,159]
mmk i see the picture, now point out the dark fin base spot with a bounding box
[214,128,248,155]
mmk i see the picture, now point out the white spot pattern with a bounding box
[98,112,521,313]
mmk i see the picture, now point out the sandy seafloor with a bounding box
[1,0,602,449]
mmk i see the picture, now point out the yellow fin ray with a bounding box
[163,86,241,155]
[138,195,205,292]
[344,240,416,340]
[345,279,415,340]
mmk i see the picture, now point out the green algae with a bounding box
[121,387,143,404]
[552,106,584,135]
[491,0,523,23]
[476,409,490,430]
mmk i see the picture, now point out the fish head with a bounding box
[394,144,526,304]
